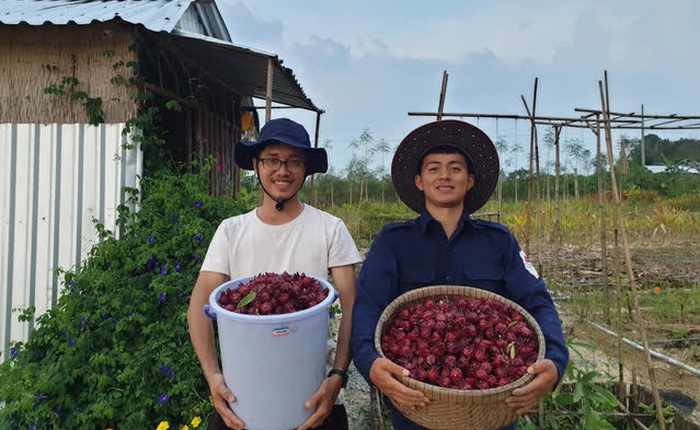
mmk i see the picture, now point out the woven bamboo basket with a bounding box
[374,285,546,430]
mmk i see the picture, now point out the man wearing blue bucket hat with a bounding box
[188,118,362,430]
[350,120,569,430]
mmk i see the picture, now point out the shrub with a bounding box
[0,170,255,429]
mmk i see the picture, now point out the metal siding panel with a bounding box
[10,124,33,353]
[51,124,63,305]
[1,122,140,361]
[60,124,79,275]
[2,124,19,359]
[0,125,9,356]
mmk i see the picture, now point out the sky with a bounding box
[217,0,700,174]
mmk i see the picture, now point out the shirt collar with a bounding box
[418,210,480,235]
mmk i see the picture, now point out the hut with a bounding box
[0,0,322,360]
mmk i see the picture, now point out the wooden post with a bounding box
[309,111,321,205]
[554,126,561,247]
[641,104,646,166]
[265,58,273,123]
[600,72,665,430]
[596,113,611,325]
[437,70,448,121]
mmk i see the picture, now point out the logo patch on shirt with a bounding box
[519,250,539,279]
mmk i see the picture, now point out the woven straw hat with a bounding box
[391,120,499,214]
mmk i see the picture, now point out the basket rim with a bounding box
[374,285,546,398]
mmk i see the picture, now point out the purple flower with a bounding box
[10,347,17,358]
[159,292,166,304]
[194,201,204,209]
[103,312,110,319]
[68,279,75,287]
[174,262,182,272]
[53,406,62,417]
[162,363,171,375]
[131,267,140,276]
[113,317,120,325]
[329,310,336,320]
[60,328,67,335]
[159,393,170,404]
[149,235,156,245]
[68,338,74,347]
[160,263,168,276]
[80,317,87,328]
[195,254,202,261]
[192,233,201,242]
[172,214,180,222]
[126,311,133,317]
[30,423,36,430]
[37,392,47,403]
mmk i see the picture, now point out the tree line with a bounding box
[242,128,700,208]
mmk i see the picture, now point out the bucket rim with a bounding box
[208,273,337,323]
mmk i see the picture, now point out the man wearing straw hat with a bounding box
[188,118,362,430]
[350,120,569,430]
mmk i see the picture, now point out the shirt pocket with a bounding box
[463,266,504,294]
[398,260,435,293]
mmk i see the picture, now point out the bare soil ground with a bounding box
[344,236,700,429]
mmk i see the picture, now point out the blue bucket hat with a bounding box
[234,118,328,175]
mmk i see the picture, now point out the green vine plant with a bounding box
[517,340,676,430]
[43,63,105,126]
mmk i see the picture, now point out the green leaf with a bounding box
[238,291,256,308]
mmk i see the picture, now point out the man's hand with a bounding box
[208,372,245,430]
[296,375,343,430]
[370,358,429,408]
[505,359,559,415]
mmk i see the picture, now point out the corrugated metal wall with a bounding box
[0,123,142,361]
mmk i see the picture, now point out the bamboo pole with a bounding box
[523,78,538,254]
[265,58,273,122]
[520,93,544,273]
[554,126,561,247]
[437,71,448,121]
[596,113,611,325]
[599,72,665,430]
[309,111,321,205]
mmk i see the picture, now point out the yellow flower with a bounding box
[180,426,189,430]
[156,421,170,430]
[191,416,202,428]
[193,406,200,415]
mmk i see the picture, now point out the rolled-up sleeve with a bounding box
[350,228,398,383]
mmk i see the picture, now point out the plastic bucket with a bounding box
[205,274,337,430]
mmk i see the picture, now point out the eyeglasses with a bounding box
[257,157,306,172]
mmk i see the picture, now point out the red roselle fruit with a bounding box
[380,296,539,390]
[217,272,328,315]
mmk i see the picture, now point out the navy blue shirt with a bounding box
[350,211,569,430]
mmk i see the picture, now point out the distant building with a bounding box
[644,165,700,174]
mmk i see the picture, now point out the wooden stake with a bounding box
[554,126,561,247]
[265,58,273,122]
[437,70,448,121]
[599,72,666,430]
[596,114,611,325]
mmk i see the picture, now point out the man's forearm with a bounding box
[188,305,221,382]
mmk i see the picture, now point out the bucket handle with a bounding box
[203,304,217,321]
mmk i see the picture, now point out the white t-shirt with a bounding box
[201,204,362,279]
[201,204,362,401]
